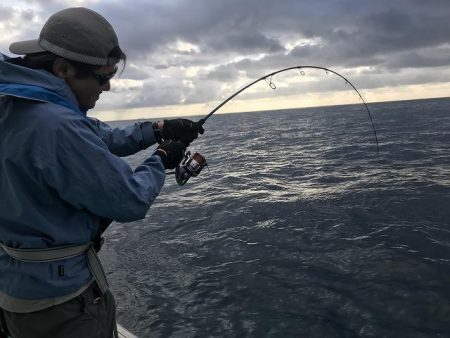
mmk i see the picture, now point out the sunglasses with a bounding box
[90,67,118,86]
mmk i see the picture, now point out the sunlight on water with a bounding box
[102,98,450,337]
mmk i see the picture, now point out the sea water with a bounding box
[100,97,450,337]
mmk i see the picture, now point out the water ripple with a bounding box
[103,98,450,337]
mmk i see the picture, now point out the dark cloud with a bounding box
[110,1,450,72]
[0,6,13,21]
[200,63,241,82]
[204,31,285,54]
[1,0,450,112]
[385,49,450,70]
[0,6,37,30]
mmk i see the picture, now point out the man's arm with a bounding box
[88,117,157,157]
[39,115,165,222]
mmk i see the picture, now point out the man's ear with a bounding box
[52,58,75,79]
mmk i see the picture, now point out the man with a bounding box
[0,7,204,338]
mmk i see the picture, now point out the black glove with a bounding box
[154,140,186,169]
[162,119,205,145]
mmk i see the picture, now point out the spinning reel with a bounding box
[175,151,207,185]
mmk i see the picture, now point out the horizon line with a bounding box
[102,95,450,123]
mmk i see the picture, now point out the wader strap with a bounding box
[0,243,109,294]
[0,243,90,262]
[86,246,109,294]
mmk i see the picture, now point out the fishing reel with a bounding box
[175,150,208,185]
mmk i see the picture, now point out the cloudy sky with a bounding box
[1,0,450,121]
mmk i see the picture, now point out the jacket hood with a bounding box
[0,53,79,108]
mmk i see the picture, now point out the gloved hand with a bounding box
[154,140,186,169]
[162,119,205,145]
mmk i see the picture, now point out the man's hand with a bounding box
[154,140,186,169]
[161,119,205,145]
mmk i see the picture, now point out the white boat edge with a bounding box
[117,323,138,338]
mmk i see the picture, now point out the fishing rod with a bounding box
[175,65,380,185]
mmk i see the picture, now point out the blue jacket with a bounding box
[0,54,165,304]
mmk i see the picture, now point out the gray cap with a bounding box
[9,7,121,66]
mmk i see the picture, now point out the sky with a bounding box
[1,0,450,121]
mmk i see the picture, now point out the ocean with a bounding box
[100,97,450,337]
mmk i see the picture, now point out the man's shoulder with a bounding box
[15,99,97,138]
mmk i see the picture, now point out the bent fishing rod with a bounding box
[175,65,380,185]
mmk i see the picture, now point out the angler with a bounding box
[0,7,203,338]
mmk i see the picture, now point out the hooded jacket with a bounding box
[0,54,165,312]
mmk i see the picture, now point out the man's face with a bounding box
[66,65,117,111]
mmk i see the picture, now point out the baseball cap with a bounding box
[9,7,122,66]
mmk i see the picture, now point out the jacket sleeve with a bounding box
[87,117,157,157]
[36,114,166,222]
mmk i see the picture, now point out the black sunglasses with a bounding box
[90,67,118,86]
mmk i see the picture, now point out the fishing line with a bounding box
[197,65,379,152]
[175,66,379,185]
